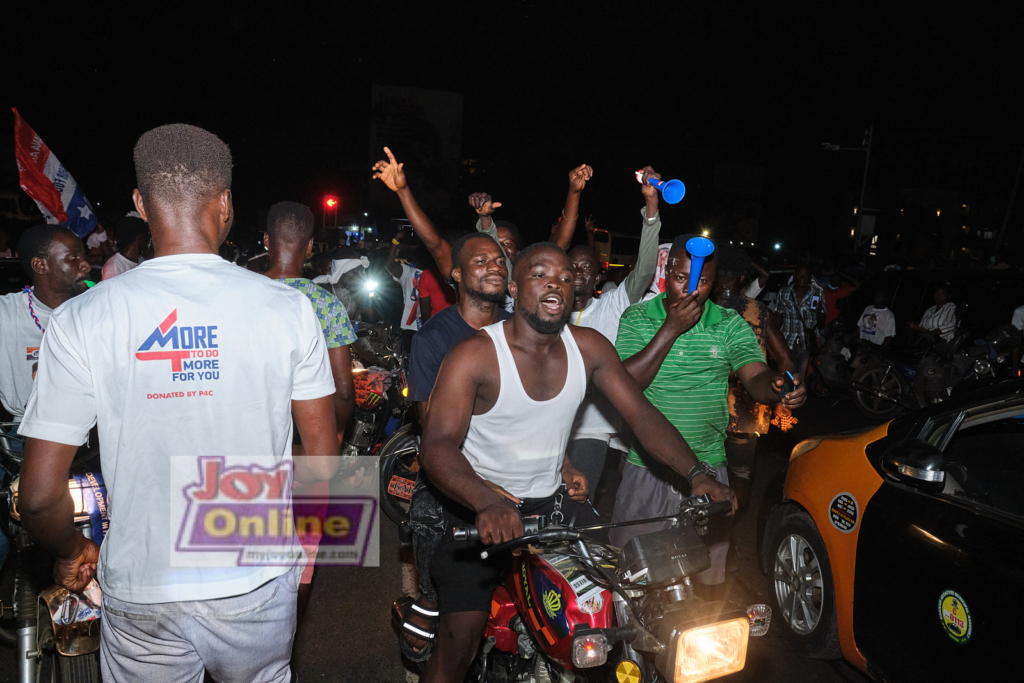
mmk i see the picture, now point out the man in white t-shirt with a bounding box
[857,289,896,346]
[565,165,662,500]
[0,225,91,423]
[17,124,339,683]
[101,215,149,280]
[385,232,422,351]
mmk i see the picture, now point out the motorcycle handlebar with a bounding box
[451,495,732,553]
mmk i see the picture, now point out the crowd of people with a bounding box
[23,120,1013,682]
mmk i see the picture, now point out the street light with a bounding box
[774,243,781,251]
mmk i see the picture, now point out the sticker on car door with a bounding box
[828,492,859,533]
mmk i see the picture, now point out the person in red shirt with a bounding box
[417,260,456,322]
[824,271,861,325]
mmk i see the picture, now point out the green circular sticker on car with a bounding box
[938,590,972,644]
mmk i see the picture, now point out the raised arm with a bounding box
[549,164,593,251]
[372,147,453,278]
[622,166,663,304]
[419,337,523,544]
[575,328,734,508]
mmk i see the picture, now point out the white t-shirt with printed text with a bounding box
[858,305,896,344]
[0,290,51,420]
[18,254,334,604]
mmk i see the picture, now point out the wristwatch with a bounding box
[685,461,716,486]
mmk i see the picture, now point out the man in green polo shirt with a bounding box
[612,234,806,593]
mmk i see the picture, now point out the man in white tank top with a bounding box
[418,244,735,683]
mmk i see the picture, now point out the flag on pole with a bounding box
[12,108,97,238]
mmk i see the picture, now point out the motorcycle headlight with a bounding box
[571,632,608,668]
[671,617,749,683]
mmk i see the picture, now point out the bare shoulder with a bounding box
[568,324,617,360]
[437,329,499,380]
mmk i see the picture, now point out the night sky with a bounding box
[4,4,1022,252]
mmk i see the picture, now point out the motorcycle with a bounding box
[0,424,103,683]
[344,322,412,462]
[811,316,1021,421]
[449,496,771,683]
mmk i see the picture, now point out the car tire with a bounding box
[768,510,841,660]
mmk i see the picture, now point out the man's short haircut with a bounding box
[451,232,502,270]
[715,244,752,278]
[669,234,717,263]
[266,201,314,244]
[567,244,601,263]
[494,220,521,249]
[330,247,362,261]
[311,251,333,270]
[512,241,566,278]
[17,224,73,277]
[133,124,233,207]
[114,216,149,247]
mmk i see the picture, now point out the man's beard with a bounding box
[463,283,506,305]
[520,306,571,335]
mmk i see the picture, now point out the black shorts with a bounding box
[430,485,602,614]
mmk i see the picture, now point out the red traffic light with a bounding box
[325,197,338,208]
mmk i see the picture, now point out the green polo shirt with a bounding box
[615,295,764,468]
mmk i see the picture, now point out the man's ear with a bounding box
[219,189,233,226]
[132,189,148,222]
[263,232,272,249]
[508,279,518,301]
[31,256,49,277]
[306,237,314,258]
[451,266,463,284]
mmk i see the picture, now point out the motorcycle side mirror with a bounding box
[880,439,946,492]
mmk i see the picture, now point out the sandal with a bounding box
[391,595,439,662]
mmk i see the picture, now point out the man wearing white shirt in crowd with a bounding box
[909,285,957,342]
[16,124,339,683]
[386,232,422,351]
[0,225,90,569]
[566,165,662,499]
[101,215,149,280]
[857,289,896,346]
[0,225,90,426]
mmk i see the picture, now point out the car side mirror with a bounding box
[881,439,946,492]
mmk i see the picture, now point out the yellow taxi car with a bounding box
[757,381,1024,679]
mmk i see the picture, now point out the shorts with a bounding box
[431,485,602,614]
[725,432,758,483]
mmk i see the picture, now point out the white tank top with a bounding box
[462,321,588,498]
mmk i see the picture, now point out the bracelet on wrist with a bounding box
[392,238,400,246]
[562,210,578,221]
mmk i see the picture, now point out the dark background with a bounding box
[3,3,1023,258]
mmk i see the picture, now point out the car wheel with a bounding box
[851,361,907,421]
[769,510,841,659]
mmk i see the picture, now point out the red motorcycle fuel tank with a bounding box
[504,551,613,668]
